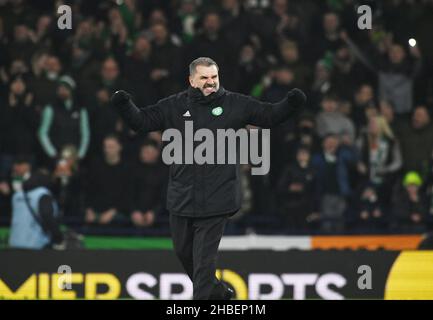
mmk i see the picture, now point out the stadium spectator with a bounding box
[117,0,140,37]
[313,12,344,60]
[84,135,133,225]
[391,171,427,231]
[31,54,62,107]
[2,76,38,161]
[316,94,356,142]
[379,100,403,134]
[354,183,386,231]
[262,66,296,103]
[9,157,63,249]
[175,0,199,44]
[253,0,285,46]
[332,44,365,101]
[356,115,401,177]
[106,7,130,62]
[147,8,170,29]
[81,57,127,114]
[309,59,334,110]
[278,40,311,92]
[131,140,167,228]
[0,0,35,36]
[312,134,352,233]
[2,58,32,84]
[7,24,36,65]
[396,106,433,179]
[149,22,183,98]
[218,0,253,54]
[259,0,305,53]
[355,115,402,212]
[350,84,376,133]
[342,30,422,115]
[285,113,320,161]
[338,129,363,194]
[86,64,127,160]
[32,14,52,50]
[122,35,155,107]
[38,75,90,167]
[66,19,106,80]
[52,145,84,219]
[235,43,266,95]
[277,146,316,231]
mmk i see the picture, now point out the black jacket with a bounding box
[23,172,63,244]
[112,86,306,217]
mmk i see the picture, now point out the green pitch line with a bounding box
[83,236,173,250]
[0,227,9,248]
[0,227,173,250]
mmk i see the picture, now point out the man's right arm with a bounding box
[111,90,166,133]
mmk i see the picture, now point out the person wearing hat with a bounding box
[391,171,427,231]
[38,75,91,167]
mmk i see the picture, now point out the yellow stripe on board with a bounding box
[385,251,433,300]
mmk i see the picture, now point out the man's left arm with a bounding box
[242,88,306,128]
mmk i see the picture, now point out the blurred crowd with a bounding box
[1,0,433,236]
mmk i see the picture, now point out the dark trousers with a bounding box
[169,213,230,300]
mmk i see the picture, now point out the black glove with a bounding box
[287,88,307,108]
[111,90,131,108]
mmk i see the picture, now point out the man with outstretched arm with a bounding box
[111,57,306,300]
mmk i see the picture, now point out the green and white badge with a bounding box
[211,106,223,116]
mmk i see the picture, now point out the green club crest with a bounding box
[211,106,223,116]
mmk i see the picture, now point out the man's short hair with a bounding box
[104,133,122,144]
[13,154,33,165]
[322,93,339,103]
[323,133,339,141]
[189,57,219,76]
[141,139,159,150]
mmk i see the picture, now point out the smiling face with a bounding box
[189,64,220,96]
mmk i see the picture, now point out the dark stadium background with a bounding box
[1,0,433,300]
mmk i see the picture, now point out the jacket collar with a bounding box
[187,86,226,106]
